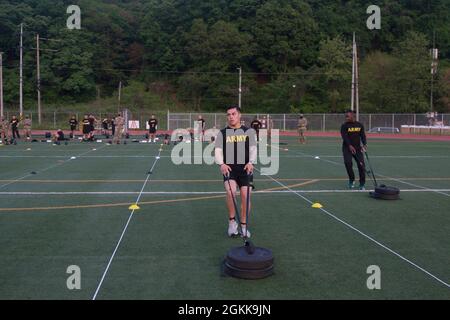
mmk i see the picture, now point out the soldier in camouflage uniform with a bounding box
[0,116,10,145]
[23,115,32,140]
[113,113,125,144]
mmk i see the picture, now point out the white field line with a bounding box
[1,189,450,196]
[91,150,163,300]
[255,167,450,290]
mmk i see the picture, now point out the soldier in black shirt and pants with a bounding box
[148,115,158,143]
[69,116,78,139]
[341,110,367,190]
[10,115,20,140]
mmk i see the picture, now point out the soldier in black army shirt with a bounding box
[10,115,20,140]
[148,114,158,143]
[81,115,91,140]
[340,110,367,190]
[215,106,257,238]
[69,116,78,139]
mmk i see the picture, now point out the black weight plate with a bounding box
[223,262,274,280]
[226,246,274,270]
[370,191,400,200]
[379,193,400,200]
[375,185,400,195]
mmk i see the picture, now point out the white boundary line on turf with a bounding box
[0,174,33,190]
[91,148,163,300]
[0,155,163,158]
[377,174,450,198]
[0,145,108,190]
[293,150,450,197]
[1,154,450,159]
[1,189,450,196]
[283,155,450,159]
[255,168,450,290]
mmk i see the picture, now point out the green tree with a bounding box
[393,31,430,112]
[359,51,398,113]
[251,0,319,72]
[39,29,96,102]
[317,36,352,112]
[180,19,253,110]
[435,67,450,112]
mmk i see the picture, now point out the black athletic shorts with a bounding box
[149,128,156,134]
[83,126,90,134]
[223,166,254,189]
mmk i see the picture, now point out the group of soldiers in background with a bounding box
[71,112,156,144]
[0,113,127,145]
[75,113,125,144]
[249,114,308,144]
[177,114,307,145]
[0,114,33,145]
[1,113,309,146]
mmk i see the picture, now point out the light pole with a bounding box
[0,52,3,118]
[430,31,438,113]
[237,67,242,109]
[36,34,41,124]
[19,23,23,118]
[118,81,122,113]
[351,32,360,121]
[31,35,60,125]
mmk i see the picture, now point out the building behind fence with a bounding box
[3,110,450,132]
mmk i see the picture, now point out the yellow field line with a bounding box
[0,180,319,212]
[261,179,319,192]
[0,196,224,212]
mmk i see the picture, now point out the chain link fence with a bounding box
[2,110,449,133]
[168,112,450,133]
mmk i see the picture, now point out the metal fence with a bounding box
[167,112,450,132]
[2,110,449,132]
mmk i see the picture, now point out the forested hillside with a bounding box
[0,0,449,113]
